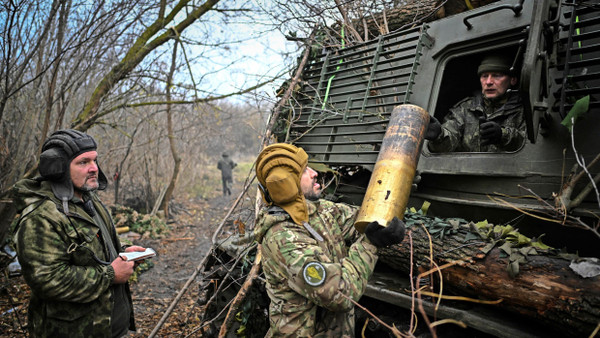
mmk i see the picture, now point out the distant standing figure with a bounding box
[217,153,237,196]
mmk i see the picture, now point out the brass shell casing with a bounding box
[354,104,429,233]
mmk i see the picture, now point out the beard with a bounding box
[303,189,321,201]
[76,178,99,193]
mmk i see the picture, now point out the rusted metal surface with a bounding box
[354,104,428,232]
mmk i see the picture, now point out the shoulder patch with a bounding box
[303,261,326,287]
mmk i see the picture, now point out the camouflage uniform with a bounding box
[12,179,135,338]
[427,92,526,152]
[254,199,378,337]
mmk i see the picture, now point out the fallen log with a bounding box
[376,213,600,337]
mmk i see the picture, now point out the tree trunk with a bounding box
[159,41,181,218]
[72,0,220,131]
[40,0,70,155]
[377,221,600,337]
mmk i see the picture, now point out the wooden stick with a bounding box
[218,246,262,337]
[211,174,255,245]
[147,248,211,338]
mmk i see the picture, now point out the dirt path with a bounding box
[130,193,239,337]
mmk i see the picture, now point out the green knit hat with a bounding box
[477,54,513,76]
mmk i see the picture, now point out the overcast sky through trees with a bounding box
[186,6,299,103]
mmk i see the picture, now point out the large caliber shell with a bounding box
[354,104,429,232]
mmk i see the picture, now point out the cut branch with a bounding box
[218,246,262,337]
[262,28,318,147]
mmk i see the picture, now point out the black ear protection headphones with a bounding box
[39,130,97,180]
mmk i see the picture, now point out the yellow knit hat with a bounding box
[256,143,309,224]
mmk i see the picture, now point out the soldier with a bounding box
[217,153,237,196]
[254,143,405,337]
[426,54,526,152]
[12,129,145,337]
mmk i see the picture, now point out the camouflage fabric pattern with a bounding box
[12,179,135,338]
[428,92,526,152]
[254,199,378,337]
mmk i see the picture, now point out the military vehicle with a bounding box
[199,1,600,336]
[275,0,599,252]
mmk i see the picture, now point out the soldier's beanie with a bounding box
[477,54,513,76]
[256,143,309,224]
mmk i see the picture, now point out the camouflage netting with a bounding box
[379,204,562,278]
[111,205,170,239]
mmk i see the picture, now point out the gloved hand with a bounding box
[365,217,406,247]
[411,170,421,192]
[480,120,502,146]
[425,116,442,140]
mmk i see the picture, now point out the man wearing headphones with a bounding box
[254,143,405,337]
[13,129,145,337]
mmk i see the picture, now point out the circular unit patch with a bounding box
[303,261,326,287]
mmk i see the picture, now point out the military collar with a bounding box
[306,199,320,216]
[469,92,521,115]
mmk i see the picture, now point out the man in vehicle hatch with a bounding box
[425,53,527,152]
[12,129,146,337]
[254,143,406,337]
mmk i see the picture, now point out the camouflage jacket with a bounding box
[12,179,135,338]
[427,92,526,152]
[254,199,378,337]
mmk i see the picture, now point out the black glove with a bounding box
[411,170,421,192]
[365,217,406,247]
[479,120,502,146]
[425,116,442,140]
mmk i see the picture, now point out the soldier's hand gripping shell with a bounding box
[365,217,406,247]
[425,115,442,140]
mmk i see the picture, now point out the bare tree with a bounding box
[72,0,221,131]
[0,0,295,242]
[157,40,181,218]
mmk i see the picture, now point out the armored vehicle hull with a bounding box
[200,1,600,337]
[277,0,599,256]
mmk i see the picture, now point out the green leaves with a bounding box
[561,95,590,132]
[404,209,554,278]
[111,205,170,239]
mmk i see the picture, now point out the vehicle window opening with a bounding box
[429,46,525,154]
